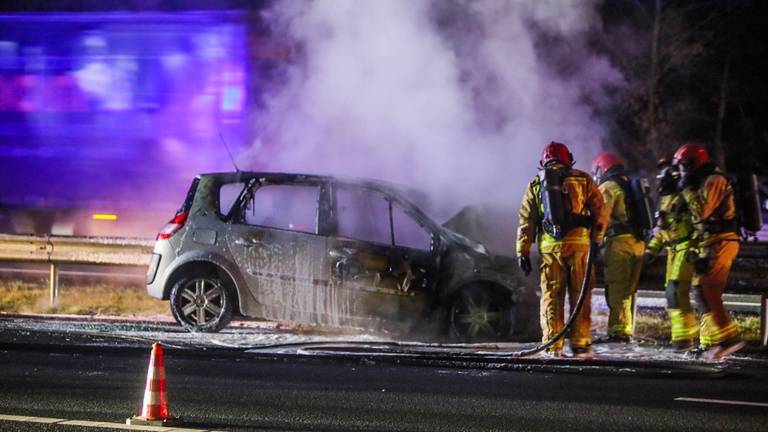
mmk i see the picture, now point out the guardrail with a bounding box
[0,233,765,345]
[0,234,153,304]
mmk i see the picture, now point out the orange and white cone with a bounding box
[127,342,179,426]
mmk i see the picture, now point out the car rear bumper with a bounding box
[146,239,177,299]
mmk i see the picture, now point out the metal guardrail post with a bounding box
[49,262,59,305]
[761,293,767,346]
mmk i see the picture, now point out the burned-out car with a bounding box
[146,172,536,341]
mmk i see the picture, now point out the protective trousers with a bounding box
[539,244,593,352]
[603,234,645,337]
[692,240,740,348]
[664,242,697,343]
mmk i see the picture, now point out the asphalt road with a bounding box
[1,339,767,431]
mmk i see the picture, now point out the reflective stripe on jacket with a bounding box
[647,193,694,255]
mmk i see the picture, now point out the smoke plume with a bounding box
[249,0,623,252]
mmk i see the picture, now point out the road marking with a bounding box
[0,414,226,431]
[675,397,768,408]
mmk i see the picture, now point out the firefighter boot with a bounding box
[668,308,698,351]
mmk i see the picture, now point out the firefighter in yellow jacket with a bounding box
[516,142,607,356]
[591,152,646,342]
[674,142,745,358]
[645,159,697,350]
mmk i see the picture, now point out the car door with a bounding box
[328,184,434,330]
[224,179,331,324]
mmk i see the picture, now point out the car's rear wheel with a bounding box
[449,286,513,343]
[170,272,233,332]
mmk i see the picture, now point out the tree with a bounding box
[602,0,732,173]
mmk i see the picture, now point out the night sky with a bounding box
[1,0,767,237]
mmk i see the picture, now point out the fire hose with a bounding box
[499,239,597,357]
[229,240,599,359]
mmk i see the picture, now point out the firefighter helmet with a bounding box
[540,141,573,167]
[673,142,710,170]
[591,152,624,184]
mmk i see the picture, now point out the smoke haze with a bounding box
[250,0,624,251]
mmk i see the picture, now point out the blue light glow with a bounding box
[0,11,249,235]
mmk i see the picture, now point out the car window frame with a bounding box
[390,199,434,252]
[230,178,326,236]
[217,180,248,220]
[332,183,394,247]
[330,182,437,251]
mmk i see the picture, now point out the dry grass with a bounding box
[0,278,762,346]
[593,309,763,344]
[0,278,169,317]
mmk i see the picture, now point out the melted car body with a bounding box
[147,172,536,341]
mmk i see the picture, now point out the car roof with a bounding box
[199,171,419,197]
[198,171,436,228]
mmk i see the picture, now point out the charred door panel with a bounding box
[327,237,431,326]
[226,227,328,320]
[328,185,433,329]
[224,183,332,323]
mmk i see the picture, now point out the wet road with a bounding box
[1,318,767,431]
[1,343,768,431]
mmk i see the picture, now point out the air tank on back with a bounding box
[735,173,764,233]
[539,168,568,240]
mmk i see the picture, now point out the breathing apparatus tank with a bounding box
[605,174,654,239]
[538,167,568,240]
[629,177,655,235]
[734,173,764,233]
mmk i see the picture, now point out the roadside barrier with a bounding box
[0,233,765,345]
[0,233,152,304]
[127,342,179,426]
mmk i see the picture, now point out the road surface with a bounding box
[0,316,767,431]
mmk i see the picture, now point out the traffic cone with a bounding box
[127,342,180,426]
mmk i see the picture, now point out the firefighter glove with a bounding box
[685,250,699,263]
[591,241,603,255]
[694,257,711,274]
[517,255,532,276]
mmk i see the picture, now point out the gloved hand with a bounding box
[657,169,679,195]
[694,257,711,274]
[685,249,699,263]
[644,251,657,265]
[517,255,532,277]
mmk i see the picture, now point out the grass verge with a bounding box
[0,278,168,316]
[0,278,763,348]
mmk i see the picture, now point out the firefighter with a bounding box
[645,158,697,351]
[591,152,646,342]
[674,142,745,358]
[516,142,607,357]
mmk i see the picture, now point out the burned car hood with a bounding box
[440,227,488,256]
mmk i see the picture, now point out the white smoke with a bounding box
[249,0,623,250]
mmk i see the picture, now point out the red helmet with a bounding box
[540,141,573,167]
[673,142,709,170]
[591,152,624,183]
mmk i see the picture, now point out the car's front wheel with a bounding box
[170,272,234,332]
[449,286,513,343]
